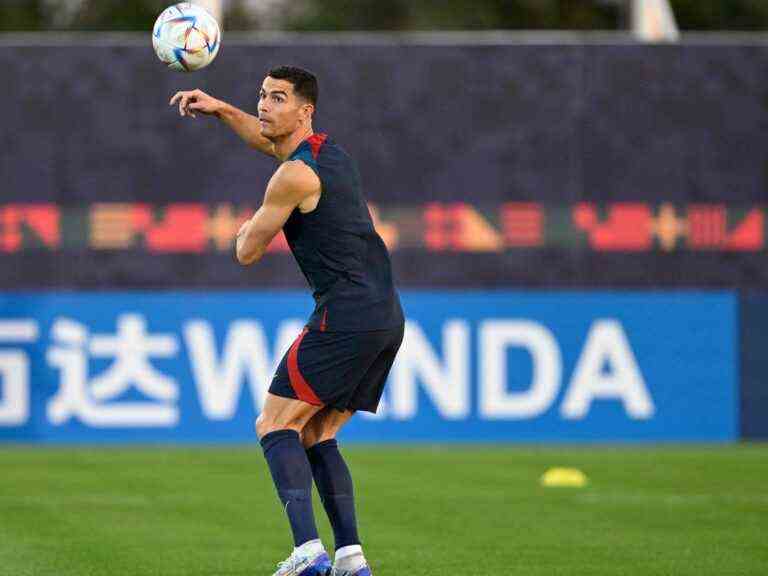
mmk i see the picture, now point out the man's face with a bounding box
[257,77,311,140]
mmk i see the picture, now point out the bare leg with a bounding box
[302,407,355,448]
[255,392,324,440]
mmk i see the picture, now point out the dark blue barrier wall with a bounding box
[740,294,768,439]
[1,37,767,288]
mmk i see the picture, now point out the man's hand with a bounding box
[169,89,223,118]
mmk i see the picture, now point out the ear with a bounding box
[301,103,315,120]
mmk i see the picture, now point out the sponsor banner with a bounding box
[740,294,768,439]
[0,291,737,442]
[1,202,767,289]
[0,202,763,255]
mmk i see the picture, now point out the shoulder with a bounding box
[275,160,320,191]
[265,160,321,205]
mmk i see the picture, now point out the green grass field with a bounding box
[1,445,767,576]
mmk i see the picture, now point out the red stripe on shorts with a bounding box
[287,328,324,406]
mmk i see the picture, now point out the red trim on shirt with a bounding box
[320,308,328,332]
[307,133,328,160]
[287,328,323,406]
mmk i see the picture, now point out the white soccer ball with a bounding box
[152,2,221,72]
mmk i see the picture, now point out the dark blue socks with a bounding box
[306,439,361,550]
[260,429,319,547]
[260,431,361,552]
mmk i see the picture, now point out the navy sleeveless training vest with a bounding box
[283,133,404,332]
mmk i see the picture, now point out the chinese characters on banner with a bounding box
[0,292,737,442]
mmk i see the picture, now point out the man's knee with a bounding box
[254,414,269,439]
[255,413,303,440]
[302,427,335,449]
[255,394,324,440]
[302,419,339,449]
[302,409,355,448]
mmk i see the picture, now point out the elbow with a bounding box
[236,248,253,266]
[235,245,262,266]
[235,229,270,266]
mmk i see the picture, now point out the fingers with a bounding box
[169,90,198,118]
[169,89,215,120]
[170,91,189,116]
[180,94,196,117]
[188,101,205,118]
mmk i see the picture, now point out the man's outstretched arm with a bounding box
[170,89,276,158]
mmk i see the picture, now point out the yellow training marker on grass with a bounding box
[540,467,589,488]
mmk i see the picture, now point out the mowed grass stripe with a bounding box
[0,445,766,575]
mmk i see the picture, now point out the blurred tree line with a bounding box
[0,0,257,31]
[1,0,767,32]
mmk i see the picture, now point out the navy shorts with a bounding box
[269,324,405,413]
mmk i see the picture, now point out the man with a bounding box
[170,66,404,576]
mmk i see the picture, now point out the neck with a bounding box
[273,124,314,162]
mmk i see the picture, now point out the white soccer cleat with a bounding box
[331,545,370,576]
[271,542,332,576]
[330,565,372,576]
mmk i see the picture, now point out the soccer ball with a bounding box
[152,2,221,72]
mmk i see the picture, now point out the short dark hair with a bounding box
[267,66,318,107]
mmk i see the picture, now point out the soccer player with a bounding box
[170,66,404,576]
